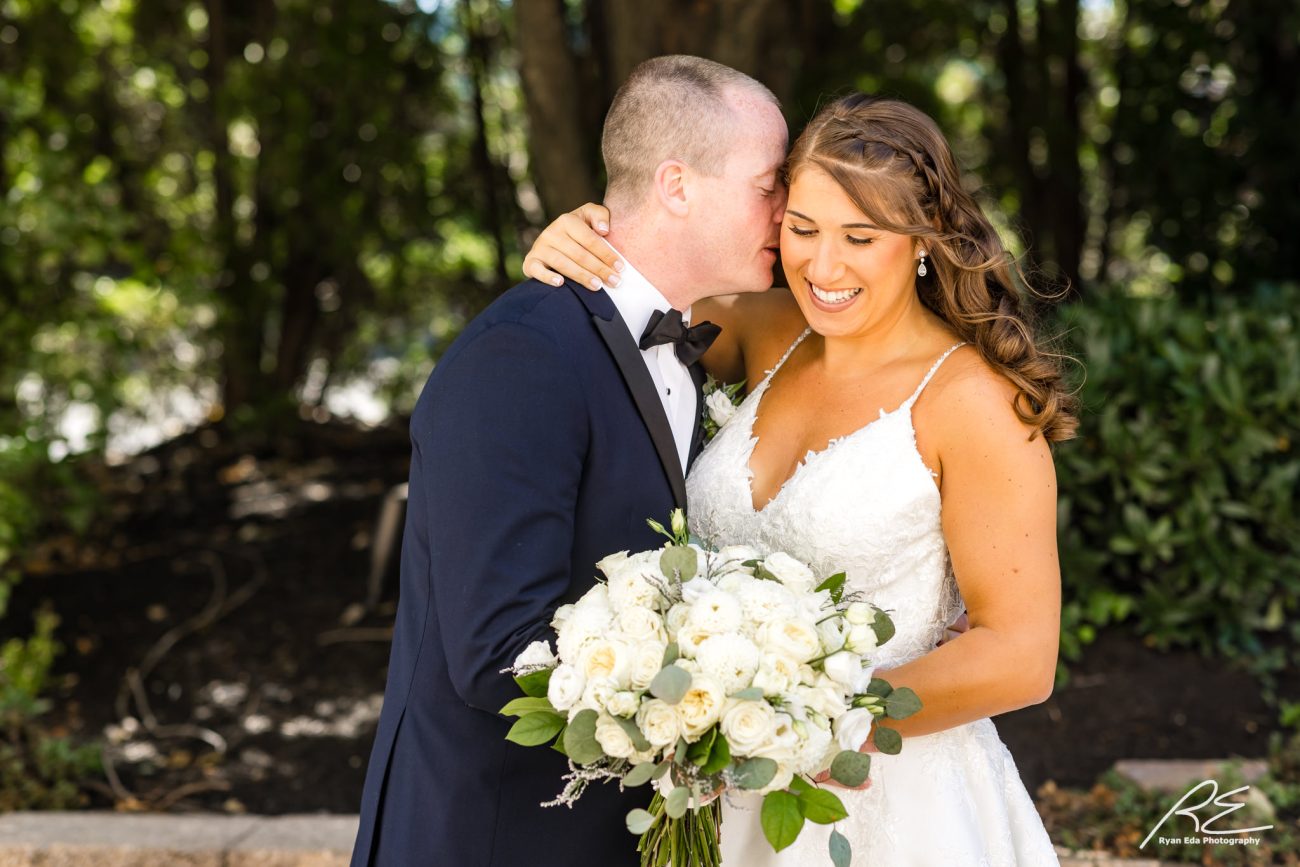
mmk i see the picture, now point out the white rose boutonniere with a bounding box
[701,375,745,442]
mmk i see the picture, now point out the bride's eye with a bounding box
[787,225,815,237]
[759,187,776,197]
[846,235,874,246]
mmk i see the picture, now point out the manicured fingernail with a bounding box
[597,222,609,233]
[590,277,605,290]
[614,260,626,272]
[552,277,563,286]
[606,274,621,287]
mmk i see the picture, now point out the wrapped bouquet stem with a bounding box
[502,510,921,866]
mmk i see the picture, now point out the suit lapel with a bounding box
[592,314,688,509]
[688,363,707,471]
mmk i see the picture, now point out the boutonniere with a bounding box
[701,375,745,443]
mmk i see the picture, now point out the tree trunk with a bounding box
[515,0,601,216]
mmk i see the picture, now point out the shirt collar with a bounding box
[602,242,690,343]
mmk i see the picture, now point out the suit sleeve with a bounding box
[415,320,589,714]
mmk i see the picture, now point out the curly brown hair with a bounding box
[785,93,1078,442]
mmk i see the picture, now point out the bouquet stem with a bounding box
[636,792,723,867]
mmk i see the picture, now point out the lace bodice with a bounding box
[687,328,968,669]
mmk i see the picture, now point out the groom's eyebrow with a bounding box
[785,209,880,230]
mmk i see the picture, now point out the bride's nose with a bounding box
[805,239,845,286]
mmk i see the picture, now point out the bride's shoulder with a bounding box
[919,344,1037,443]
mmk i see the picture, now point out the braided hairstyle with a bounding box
[785,93,1078,442]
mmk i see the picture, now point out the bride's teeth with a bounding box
[810,283,862,304]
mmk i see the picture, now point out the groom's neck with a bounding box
[605,216,698,312]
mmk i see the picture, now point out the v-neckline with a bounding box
[742,376,910,515]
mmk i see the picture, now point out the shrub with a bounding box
[1054,283,1300,683]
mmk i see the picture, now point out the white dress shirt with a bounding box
[603,247,698,475]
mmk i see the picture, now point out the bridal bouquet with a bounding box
[502,510,920,867]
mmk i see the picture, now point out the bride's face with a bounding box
[780,165,922,339]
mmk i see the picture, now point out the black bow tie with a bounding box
[638,309,721,367]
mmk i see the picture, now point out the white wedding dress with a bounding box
[686,329,1060,866]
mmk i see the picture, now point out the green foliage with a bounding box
[0,725,102,812]
[1055,283,1300,678]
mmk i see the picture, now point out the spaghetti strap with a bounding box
[903,341,967,408]
[756,327,813,391]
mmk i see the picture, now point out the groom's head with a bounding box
[601,56,788,300]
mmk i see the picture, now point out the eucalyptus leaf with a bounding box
[650,664,692,704]
[616,715,651,752]
[687,726,717,766]
[829,750,871,787]
[760,790,805,852]
[865,677,893,698]
[732,756,778,790]
[662,641,680,667]
[883,686,922,720]
[563,708,604,764]
[872,725,902,755]
[626,808,657,835]
[871,608,896,645]
[665,786,691,819]
[829,829,852,867]
[815,571,847,602]
[730,687,764,701]
[505,711,565,747]
[623,761,658,788]
[660,545,698,583]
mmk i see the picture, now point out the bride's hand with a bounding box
[522,202,624,291]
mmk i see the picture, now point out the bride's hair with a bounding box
[784,93,1078,443]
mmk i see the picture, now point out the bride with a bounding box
[524,93,1074,865]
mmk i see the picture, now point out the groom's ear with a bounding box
[653,159,691,217]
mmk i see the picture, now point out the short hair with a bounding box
[601,55,778,205]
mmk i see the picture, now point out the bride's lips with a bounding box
[806,280,863,312]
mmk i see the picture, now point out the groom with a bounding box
[350,56,789,866]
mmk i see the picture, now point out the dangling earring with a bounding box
[917,251,928,277]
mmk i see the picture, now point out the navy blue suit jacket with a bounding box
[351,279,707,866]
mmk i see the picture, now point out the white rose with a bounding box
[675,657,701,674]
[637,698,682,749]
[679,576,713,604]
[846,622,879,655]
[579,676,618,716]
[752,652,800,696]
[852,664,876,695]
[712,544,761,572]
[794,718,834,774]
[675,673,726,739]
[816,616,850,655]
[714,572,750,594]
[676,624,711,658]
[551,604,575,630]
[687,590,743,634]
[799,589,833,622]
[595,550,631,579]
[705,389,737,428]
[834,707,875,753]
[738,581,799,625]
[513,639,557,671]
[795,680,847,720]
[630,641,667,690]
[576,583,613,614]
[579,639,632,686]
[664,603,691,638]
[822,650,863,691]
[694,633,761,694]
[759,617,822,663]
[762,552,817,594]
[606,690,641,718]
[607,554,666,611]
[719,697,776,756]
[845,601,877,625]
[753,712,801,764]
[616,606,667,644]
[546,663,585,711]
[557,602,615,660]
[758,762,796,795]
[595,714,636,759]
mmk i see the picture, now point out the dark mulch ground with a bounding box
[4,420,1295,814]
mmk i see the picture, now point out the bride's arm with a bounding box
[857,363,1062,746]
[520,203,800,384]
